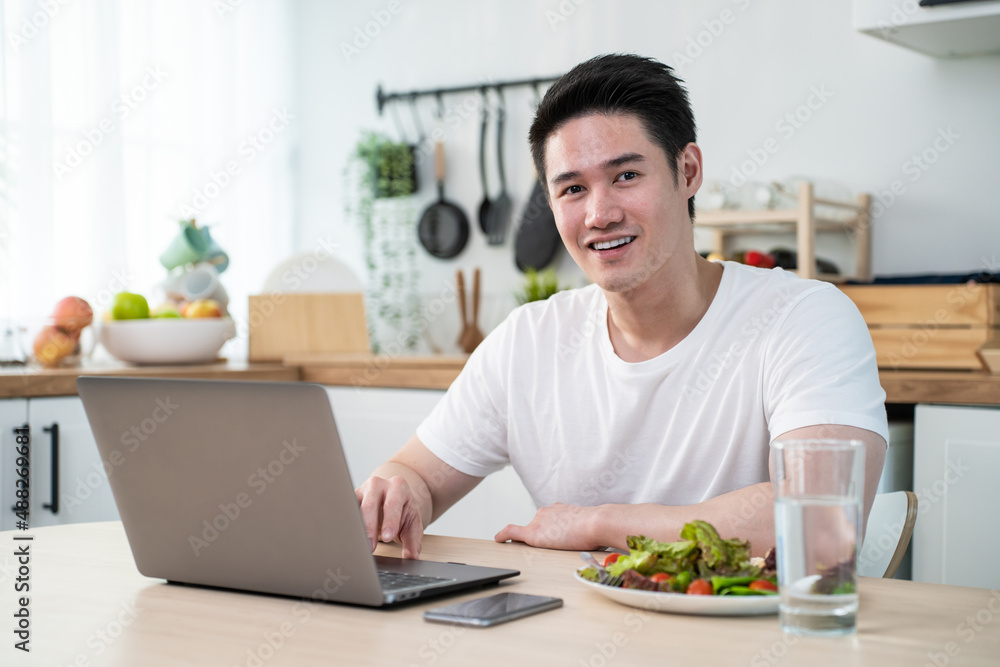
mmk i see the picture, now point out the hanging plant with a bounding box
[345,131,420,354]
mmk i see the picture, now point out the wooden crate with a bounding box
[839,284,1000,371]
[247,293,370,362]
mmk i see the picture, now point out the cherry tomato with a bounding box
[749,579,778,592]
[650,573,671,584]
[602,553,620,568]
[686,579,713,595]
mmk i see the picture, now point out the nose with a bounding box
[584,185,623,229]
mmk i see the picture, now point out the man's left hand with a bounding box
[494,503,603,550]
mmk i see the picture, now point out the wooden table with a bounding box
[2,523,998,666]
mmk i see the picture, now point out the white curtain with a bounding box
[0,0,294,357]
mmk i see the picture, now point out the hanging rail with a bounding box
[375,75,563,115]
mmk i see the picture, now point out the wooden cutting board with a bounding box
[247,293,371,362]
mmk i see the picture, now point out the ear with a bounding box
[677,143,703,198]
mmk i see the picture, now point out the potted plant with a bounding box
[346,131,420,354]
[515,268,566,305]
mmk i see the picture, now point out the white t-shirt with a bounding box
[417,262,888,509]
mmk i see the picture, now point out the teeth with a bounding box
[592,236,634,251]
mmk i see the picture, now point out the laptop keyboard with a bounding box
[377,570,455,592]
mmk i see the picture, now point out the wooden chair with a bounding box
[858,491,919,578]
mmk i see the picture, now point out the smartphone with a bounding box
[423,592,563,627]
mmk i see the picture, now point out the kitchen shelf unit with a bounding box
[695,182,872,283]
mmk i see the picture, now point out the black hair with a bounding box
[528,53,698,219]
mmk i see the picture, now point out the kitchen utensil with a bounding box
[456,269,469,349]
[418,142,469,259]
[578,552,623,587]
[455,269,484,354]
[466,268,485,351]
[514,172,561,271]
[487,90,511,246]
[477,90,493,235]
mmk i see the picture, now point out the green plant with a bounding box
[515,268,565,305]
[345,131,420,353]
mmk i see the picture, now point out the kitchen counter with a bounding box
[292,352,1000,406]
[0,358,300,398]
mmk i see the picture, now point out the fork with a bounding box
[579,552,624,587]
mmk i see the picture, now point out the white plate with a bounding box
[574,571,779,616]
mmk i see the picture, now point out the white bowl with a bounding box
[99,318,236,365]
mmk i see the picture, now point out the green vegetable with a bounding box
[717,586,777,596]
[579,567,601,583]
[670,570,692,593]
[710,576,757,594]
[606,550,659,577]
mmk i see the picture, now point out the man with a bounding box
[356,54,887,559]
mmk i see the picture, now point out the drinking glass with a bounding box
[771,439,865,636]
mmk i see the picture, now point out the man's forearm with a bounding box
[589,482,776,557]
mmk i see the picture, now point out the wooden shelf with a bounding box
[695,182,872,282]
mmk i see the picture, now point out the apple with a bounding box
[112,292,150,320]
[151,303,182,318]
[52,296,94,335]
[33,325,76,368]
[182,299,222,318]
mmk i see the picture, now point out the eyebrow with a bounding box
[549,152,647,187]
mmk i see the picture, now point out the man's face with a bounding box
[543,113,701,294]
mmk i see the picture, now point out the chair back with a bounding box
[858,490,918,578]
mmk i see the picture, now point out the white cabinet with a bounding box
[854,0,1000,58]
[325,386,536,541]
[0,396,119,530]
[913,404,1000,589]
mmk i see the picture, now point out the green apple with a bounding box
[112,292,150,320]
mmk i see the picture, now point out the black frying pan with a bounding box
[418,142,469,259]
[514,174,561,271]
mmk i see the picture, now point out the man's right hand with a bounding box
[355,475,426,560]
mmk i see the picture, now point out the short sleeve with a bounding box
[415,312,516,477]
[763,285,889,444]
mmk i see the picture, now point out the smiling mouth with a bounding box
[589,236,635,251]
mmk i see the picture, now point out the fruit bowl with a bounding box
[98,318,236,365]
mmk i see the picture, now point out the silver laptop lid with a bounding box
[77,377,385,606]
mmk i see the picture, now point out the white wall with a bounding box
[291,0,1000,348]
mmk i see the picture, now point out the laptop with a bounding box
[76,376,518,606]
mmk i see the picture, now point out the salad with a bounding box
[579,520,778,596]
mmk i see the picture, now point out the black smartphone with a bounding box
[423,592,563,627]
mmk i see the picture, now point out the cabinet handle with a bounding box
[42,423,59,514]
